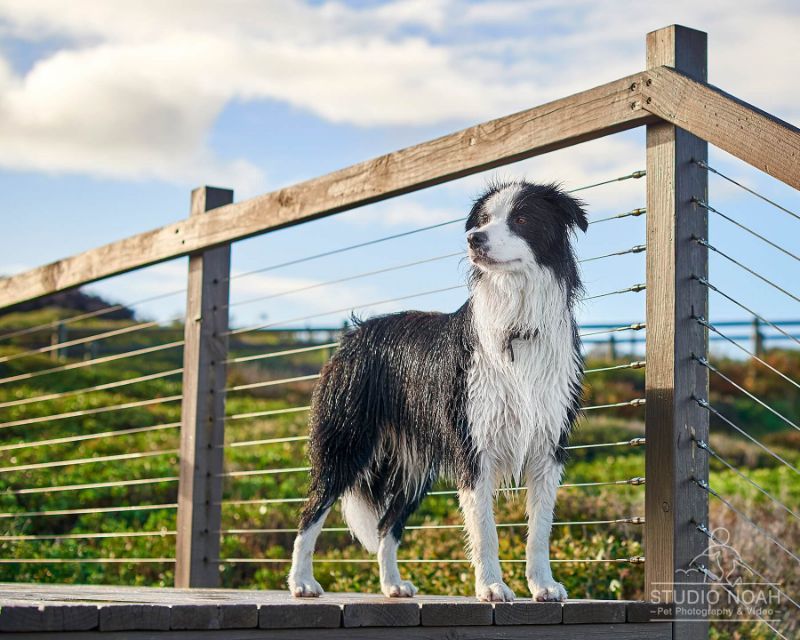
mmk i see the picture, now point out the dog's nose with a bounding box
[468,231,488,249]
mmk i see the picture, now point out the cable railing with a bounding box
[684,159,799,638]
[0,175,649,587]
[0,286,186,344]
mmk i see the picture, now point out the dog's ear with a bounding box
[552,191,589,233]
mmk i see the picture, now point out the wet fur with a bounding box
[288,181,587,600]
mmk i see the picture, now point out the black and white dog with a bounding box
[288,181,587,602]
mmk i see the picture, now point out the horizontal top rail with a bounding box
[1,64,798,310]
[0,72,655,309]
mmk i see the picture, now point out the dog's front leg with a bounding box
[459,462,515,602]
[525,459,568,601]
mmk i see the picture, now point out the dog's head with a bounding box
[465,181,588,274]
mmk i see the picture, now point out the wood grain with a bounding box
[644,25,710,640]
[0,73,652,310]
[174,187,233,588]
[8,623,673,640]
[342,601,420,627]
[0,585,673,637]
[259,603,342,629]
[0,603,98,632]
[562,601,626,624]
[98,604,171,631]
[419,601,492,626]
[642,66,800,190]
[493,602,562,625]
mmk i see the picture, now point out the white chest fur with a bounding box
[466,266,581,484]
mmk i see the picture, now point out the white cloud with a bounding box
[0,0,796,191]
[348,200,462,226]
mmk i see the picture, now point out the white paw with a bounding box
[289,575,324,597]
[382,580,417,598]
[476,581,515,602]
[529,580,567,602]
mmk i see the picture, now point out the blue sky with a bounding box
[0,0,797,354]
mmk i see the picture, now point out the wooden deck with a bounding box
[0,584,672,638]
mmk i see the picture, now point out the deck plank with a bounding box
[98,605,171,632]
[342,601,420,627]
[563,600,627,624]
[4,623,673,639]
[0,584,671,636]
[494,601,563,625]
[419,601,493,626]
[259,603,342,629]
[0,602,99,632]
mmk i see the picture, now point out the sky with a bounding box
[0,0,798,354]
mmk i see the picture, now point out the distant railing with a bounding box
[1,24,799,640]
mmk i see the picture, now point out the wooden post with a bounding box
[644,25,709,638]
[175,186,233,588]
[752,316,764,356]
[51,322,66,361]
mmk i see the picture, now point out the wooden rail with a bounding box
[0,73,655,309]
[3,61,798,311]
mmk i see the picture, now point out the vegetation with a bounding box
[0,305,797,639]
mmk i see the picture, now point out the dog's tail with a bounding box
[341,490,380,554]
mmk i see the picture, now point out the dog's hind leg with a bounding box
[375,477,432,598]
[288,499,331,597]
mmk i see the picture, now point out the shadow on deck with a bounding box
[0,584,672,638]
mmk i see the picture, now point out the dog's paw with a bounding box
[382,580,417,598]
[476,581,515,602]
[289,576,324,598]
[528,580,567,602]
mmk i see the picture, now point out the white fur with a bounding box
[468,265,579,482]
[462,184,582,601]
[288,506,330,597]
[459,457,516,602]
[378,535,417,597]
[526,461,568,601]
[341,490,380,554]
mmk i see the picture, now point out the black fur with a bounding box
[298,181,586,544]
[299,305,478,540]
[466,181,587,305]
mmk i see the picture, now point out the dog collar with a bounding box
[506,328,539,362]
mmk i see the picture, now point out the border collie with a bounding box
[288,181,587,602]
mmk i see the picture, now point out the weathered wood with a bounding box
[644,25,709,640]
[0,73,653,310]
[0,586,674,638]
[99,605,171,631]
[562,600,627,624]
[174,187,233,589]
[493,602,562,625]
[627,602,675,623]
[10,623,674,640]
[342,601,420,627]
[219,604,260,629]
[259,603,342,629]
[642,66,800,190]
[0,602,98,632]
[419,601,492,626]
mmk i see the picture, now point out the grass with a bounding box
[0,307,798,639]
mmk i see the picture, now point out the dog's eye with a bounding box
[515,216,527,225]
[478,214,490,226]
